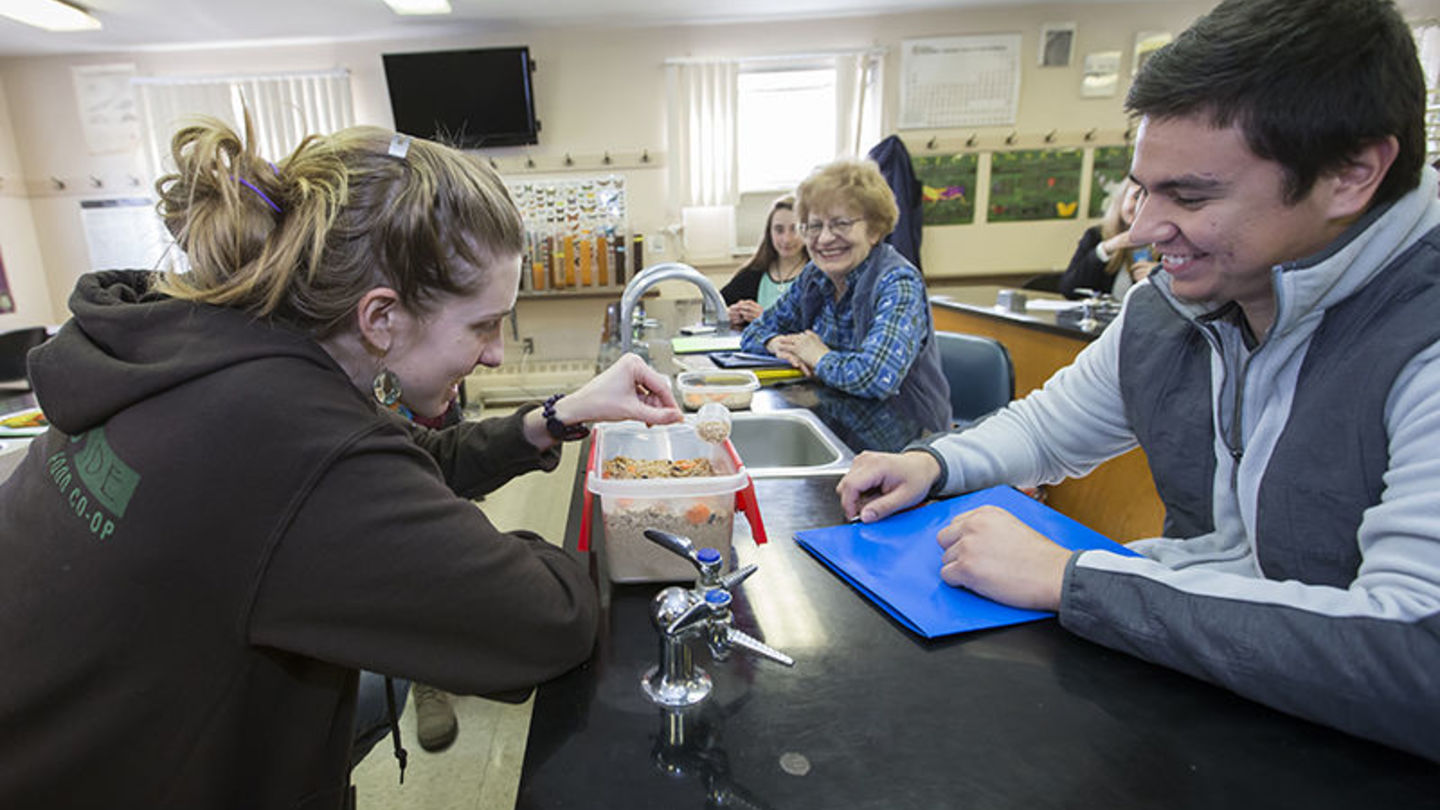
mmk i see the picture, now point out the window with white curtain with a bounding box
[737,67,837,192]
[667,50,883,256]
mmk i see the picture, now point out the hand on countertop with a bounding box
[766,330,829,376]
[936,505,1071,611]
[728,300,763,328]
[836,449,941,523]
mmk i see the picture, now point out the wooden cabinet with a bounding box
[932,294,1165,542]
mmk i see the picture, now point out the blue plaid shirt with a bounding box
[740,260,927,399]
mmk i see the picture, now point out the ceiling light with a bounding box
[381,0,453,15]
[0,0,102,31]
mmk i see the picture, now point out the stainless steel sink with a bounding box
[728,410,853,478]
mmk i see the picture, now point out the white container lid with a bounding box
[586,421,748,498]
[675,369,760,395]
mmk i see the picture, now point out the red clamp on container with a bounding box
[723,438,767,545]
[578,437,600,552]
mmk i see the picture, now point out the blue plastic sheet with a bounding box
[794,485,1141,638]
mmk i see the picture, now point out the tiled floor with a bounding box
[351,411,581,809]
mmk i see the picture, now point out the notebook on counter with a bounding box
[751,367,804,384]
[671,334,743,354]
[0,407,48,438]
[794,485,1140,638]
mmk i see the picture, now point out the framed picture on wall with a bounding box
[1040,23,1076,67]
[1081,50,1121,98]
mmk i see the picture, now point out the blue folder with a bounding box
[794,485,1141,638]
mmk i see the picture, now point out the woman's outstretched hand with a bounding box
[524,353,682,449]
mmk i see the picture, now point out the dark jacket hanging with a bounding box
[867,134,923,273]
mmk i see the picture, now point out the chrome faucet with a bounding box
[619,262,729,355]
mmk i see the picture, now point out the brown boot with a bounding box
[412,683,458,752]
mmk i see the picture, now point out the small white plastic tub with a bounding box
[676,369,760,411]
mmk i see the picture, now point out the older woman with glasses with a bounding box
[739,158,951,433]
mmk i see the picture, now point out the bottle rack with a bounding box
[510,175,648,297]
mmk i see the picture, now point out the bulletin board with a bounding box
[1089,145,1133,218]
[898,34,1022,128]
[988,148,1083,222]
[508,176,629,292]
[913,153,979,226]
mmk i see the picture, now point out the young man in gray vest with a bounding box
[837,0,1439,761]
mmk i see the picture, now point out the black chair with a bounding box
[934,331,1014,428]
[0,326,49,390]
[1020,272,1064,293]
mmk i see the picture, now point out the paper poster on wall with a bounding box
[79,198,172,272]
[898,34,1021,128]
[72,64,140,155]
[1089,145,1134,218]
[1081,51,1122,98]
[0,248,14,314]
[912,153,979,226]
[989,148,1083,222]
[1132,31,1174,77]
[1040,23,1076,67]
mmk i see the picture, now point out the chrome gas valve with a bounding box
[640,529,794,707]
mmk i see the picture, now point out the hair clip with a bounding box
[388,134,412,159]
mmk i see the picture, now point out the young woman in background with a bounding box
[720,194,808,327]
[1058,179,1158,299]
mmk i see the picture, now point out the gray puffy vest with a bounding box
[1118,225,1440,587]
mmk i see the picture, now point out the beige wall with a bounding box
[0,0,1433,356]
[0,76,55,332]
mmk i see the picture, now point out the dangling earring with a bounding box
[372,367,403,407]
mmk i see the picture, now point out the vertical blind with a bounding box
[133,69,354,182]
[666,60,739,210]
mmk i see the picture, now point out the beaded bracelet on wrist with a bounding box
[542,393,590,441]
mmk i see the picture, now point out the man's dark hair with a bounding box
[1127,0,1425,208]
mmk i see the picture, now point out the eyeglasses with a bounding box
[800,217,859,238]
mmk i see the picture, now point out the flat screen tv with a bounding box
[382,46,539,148]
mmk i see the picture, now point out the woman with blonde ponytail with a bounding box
[1057,178,1158,299]
[0,114,679,807]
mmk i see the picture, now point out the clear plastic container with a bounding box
[587,421,749,583]
[675,369,760,411]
